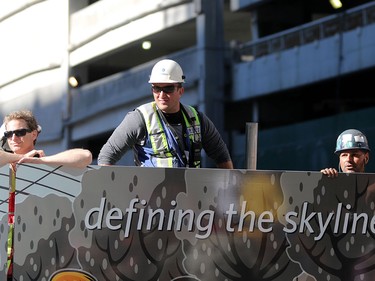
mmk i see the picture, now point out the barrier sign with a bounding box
[1,164,375,281]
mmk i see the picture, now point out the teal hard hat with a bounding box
[334,129,370,155]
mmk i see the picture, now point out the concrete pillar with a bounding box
[196,0,226,167]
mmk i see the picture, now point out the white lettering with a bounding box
[83,199,375,240]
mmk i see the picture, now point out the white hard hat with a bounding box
[148,59,185,83]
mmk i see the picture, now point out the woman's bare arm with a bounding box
[18,148,92,169]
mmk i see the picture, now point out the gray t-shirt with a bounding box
[98,108,232,166]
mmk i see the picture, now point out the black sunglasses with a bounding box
[4,128,32,139]
[151,85,178,94]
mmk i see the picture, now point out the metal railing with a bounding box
[238,2,375,60]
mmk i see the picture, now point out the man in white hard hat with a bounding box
[98,59,233,169]
[321,129,370,177]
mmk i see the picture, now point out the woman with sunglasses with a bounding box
[98,59,233,169]
[0,110,92,169]
[1,111,92,281]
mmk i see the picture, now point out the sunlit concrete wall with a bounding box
[0,0,69,154]
[69,0,195,66]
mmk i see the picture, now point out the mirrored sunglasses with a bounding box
[151,85,178,94]
[4,128,32,139]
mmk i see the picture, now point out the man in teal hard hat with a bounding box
[321,129,370,177]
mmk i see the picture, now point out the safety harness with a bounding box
[136,102,201,167]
